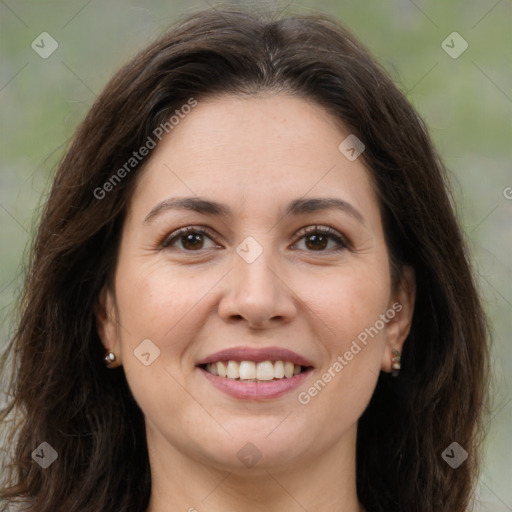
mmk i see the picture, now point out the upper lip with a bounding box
[196,346,314,368]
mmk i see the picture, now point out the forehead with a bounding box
[128,94,380,227]
[149,93,351,171]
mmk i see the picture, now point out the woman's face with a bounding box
[97,93,414,474]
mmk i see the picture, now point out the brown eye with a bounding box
[180,232,205,250]
[304,232,329,251]
[293,226,350,252]
[161,227,218,251]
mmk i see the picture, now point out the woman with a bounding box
[0,8,490,512]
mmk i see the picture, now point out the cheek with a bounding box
[301,257,391,352]
[292,257,390,417]
[112,260,203,432]
[113,258,209,350]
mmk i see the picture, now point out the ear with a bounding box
[381,266,416,373]
[95,285,122,367]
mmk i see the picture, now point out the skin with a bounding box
[96,93,415,512]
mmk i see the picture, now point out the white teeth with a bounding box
[217,361,227,378]
[256,361,275,381]
[284,361,294,378]
[274,360,284,379]
[204,360,305,380]
[226,360,239,379]
[239,361,256,380]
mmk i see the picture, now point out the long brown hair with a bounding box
[0,8,490,512]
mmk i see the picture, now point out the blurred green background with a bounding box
[1,0,511,509]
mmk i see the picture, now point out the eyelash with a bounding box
[160,225,351,253]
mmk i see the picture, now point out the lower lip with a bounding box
[198,367,312,400]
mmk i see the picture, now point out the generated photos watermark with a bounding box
[338,133,365,161]
[298,301,402,405]
[236,442,263,468]
[31,441,58,469]
[441,442,468,469]
[134,338,161,366]
[93,97,198,200]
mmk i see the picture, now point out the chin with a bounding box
[193,420,313,471]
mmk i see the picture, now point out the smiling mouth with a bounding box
[199,360,310,381]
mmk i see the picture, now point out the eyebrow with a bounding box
[143,196,365,225]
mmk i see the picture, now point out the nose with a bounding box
[217,246,298,329]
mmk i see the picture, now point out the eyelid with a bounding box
[160,225,220,249]
[159,224,351,251]
[293,225,351,251]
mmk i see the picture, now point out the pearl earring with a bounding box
[104,351,116,365]
[391,349,401,377]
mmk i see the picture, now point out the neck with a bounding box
[145,422,364,512]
